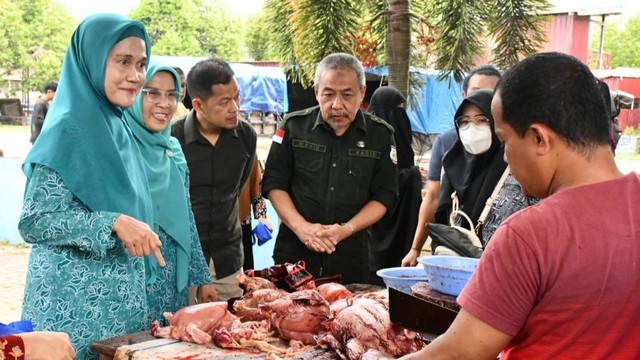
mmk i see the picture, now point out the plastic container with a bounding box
[376,267,429,294]
[417,256,480,296]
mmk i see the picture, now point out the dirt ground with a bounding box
[0,245,30,321]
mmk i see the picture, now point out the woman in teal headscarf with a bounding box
[123,61,213,324]
[19,14,163,360]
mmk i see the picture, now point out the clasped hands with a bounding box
[296,222,352,254]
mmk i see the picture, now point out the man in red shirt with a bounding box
[381,52,640,359]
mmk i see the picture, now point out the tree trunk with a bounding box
[387,0,411,97]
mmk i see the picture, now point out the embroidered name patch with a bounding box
[292,140,327,152]
[348,148,381,159]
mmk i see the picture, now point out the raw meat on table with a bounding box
[152,301,236,344]
[234,288,290,321]
[260,289,331,345]
[317,294,426,360]
[317,283,353,303]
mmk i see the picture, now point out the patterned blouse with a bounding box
[19,165,209,360]
[481,173,539,246]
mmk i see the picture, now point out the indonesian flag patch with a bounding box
[390,145,397,165]
[272,128,285,144]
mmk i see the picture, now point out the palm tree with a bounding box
[386,0,411,96]
[264,0,549,95]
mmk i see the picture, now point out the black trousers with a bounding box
[241,223,254,270]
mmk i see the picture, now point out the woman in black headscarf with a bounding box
[367,86,415,169]
[435,88,508,244]
[367,86,423,284]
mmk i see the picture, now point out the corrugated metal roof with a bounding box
[547,0,623,15]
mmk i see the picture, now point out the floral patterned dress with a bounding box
[145,175,211,325]
[20,165,149,360]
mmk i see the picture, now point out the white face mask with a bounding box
[459,123,492,155]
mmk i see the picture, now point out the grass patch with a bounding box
[0,125,29,134]
[0,238,29,249]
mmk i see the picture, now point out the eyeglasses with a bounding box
[455,115,491,130]
[141,88,179,105]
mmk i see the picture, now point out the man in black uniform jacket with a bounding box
[262,53,398,284]
[172,58,256,301]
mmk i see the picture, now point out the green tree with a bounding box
[22,1,75,92]
[129,0,244,60]
[591,13,640,68]
[263,0,549,94]
[0,0,74,94]
[195,0,245,61]
[0,0,27,91]
[245,12,278,61]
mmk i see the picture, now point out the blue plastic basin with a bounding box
[417,256,480,296]
[376,267,429,294]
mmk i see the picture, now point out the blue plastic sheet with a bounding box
[0,320,33,335]
[365,66,463,134]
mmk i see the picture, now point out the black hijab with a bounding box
[367,86,414,169]
[435,89,507,235]
[367,87,422,282]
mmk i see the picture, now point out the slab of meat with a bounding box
[259,289,331,345]
[317,283,353,303]
[152,301,237,344]
[233,288,289,321]
[316,294,426,360]
[237,272,278,294]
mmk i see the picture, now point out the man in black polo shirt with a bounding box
[172,59,257,301]
[262,53,398,284]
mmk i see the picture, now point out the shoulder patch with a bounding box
[279,105,319,129]
[390,145,398,164]
[272,128,285,144]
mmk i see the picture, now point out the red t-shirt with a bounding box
[459,173,640,359]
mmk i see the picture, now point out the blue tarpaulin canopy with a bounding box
[365,66,463,134]
[153,56,289,113]
[154,57,461,134]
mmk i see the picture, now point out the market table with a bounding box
[91,284,385,359]
[91,330,340,360]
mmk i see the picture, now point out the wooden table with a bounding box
[92,331,338,360]
[91,284,383,359]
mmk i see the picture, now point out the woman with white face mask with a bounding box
[434,88,508,245]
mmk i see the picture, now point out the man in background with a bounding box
[30,81,57,144]
[172,58,257,301]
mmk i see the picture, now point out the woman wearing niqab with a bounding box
[367,86,423,283]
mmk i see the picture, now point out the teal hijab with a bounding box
[23,14,158,279]
[123,62,191,292]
